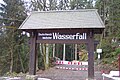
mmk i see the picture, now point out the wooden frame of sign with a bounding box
[27,28,103,79]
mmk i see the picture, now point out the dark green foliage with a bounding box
[0,0,28,75]
[96,0,120,58]
[70,0,93,9]
[115,48,120,55]
[55,44,63,60]
[30,0,93,11]
[65,44,74,61]
[109,0,120,37]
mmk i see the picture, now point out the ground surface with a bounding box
[0,63,113,80]
[37,64,104,80]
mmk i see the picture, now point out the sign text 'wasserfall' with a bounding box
[38,33,87,40]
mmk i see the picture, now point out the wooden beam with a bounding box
[36,40,88,44]
[29,31,37,75]
[87,31,94,79]
[118,55,120,76]
[36,28,104,34]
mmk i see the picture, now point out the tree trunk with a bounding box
[36,44,39,71]
[42,44,49,70]
[18,46,25,73]
[10,49,13,73]
[39,43,43,54]
[63,44,66,61]
[46,44,49,68]
[42,44,46,70]
[75,44,77,60]
[43,0,46,11]
[53,44,55,57]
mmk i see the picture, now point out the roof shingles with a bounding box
[19,9,105,29]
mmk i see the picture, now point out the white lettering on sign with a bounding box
[53,33,86,40]
[38,33,52,36]
[38,33,87,40]
[42,37,52,39]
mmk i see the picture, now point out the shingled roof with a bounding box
[19,9,105,29]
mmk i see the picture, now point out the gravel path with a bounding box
[37,64,103,80]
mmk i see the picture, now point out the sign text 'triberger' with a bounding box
[38,33,87,40]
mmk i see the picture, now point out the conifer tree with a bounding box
[0,0,28,75]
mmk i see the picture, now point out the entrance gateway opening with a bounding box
[19,9,105,79]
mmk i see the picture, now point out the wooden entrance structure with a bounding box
[19,9,105,79]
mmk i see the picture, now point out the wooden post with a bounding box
[119,54,120,77]
[29,31,37,75]
[88,31,94,79]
